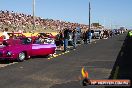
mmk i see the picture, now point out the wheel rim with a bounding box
[19,52,25,61]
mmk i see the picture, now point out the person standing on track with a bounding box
[58,30,64,51]
[72,28,77,50]
[87,30,92,43]
[63,28,70,52]
[83,31,88,44]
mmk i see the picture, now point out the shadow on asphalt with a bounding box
[50,81,82,88]
[0,60,15,64]
[106,35,132,88]
[0,56,48,64]
[31,55,49,58]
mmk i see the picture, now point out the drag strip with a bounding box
[0,49,70,68]
[0,39,97,69]
[0,36,126,88]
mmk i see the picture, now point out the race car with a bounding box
[0,38,56,61]
[36,33,55,44]
[7,32,26,39]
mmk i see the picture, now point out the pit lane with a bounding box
[0,39,97,68]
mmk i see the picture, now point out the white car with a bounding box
[93,30,101,39]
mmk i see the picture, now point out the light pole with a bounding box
[89,1,91,31]
[33,0,35,31]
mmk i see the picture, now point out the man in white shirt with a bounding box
[2,28,9,40]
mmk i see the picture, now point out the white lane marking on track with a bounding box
[0,64,8,68]
[0,62,18,68]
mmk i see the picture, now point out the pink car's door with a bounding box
[31,44,52,56]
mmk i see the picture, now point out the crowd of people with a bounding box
[56,28,95,51]
[55,28,126,52]
[56,28,80,51]
[0,10,88,32]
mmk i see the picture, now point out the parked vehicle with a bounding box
[92,30,101,39]
[0,38,56,61]
[7,32,26,39]
[36,33,55,44]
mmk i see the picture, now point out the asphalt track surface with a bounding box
[0,33,130,88]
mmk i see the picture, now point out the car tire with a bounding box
[18,52,26,62]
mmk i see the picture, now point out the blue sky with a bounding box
[0,0,132,29]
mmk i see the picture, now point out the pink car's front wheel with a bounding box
[17,52,26,62]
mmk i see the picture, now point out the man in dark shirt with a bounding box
[72,28,77,50]
[63,28,69,51]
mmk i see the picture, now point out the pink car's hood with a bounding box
[0,45,6,49]
[0,45,7,54]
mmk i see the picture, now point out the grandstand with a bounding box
[0,10,88,33]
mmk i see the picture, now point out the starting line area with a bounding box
[0,39,98,68]
[0,50,70,68]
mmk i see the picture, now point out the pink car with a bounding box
[0,38,56,61]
